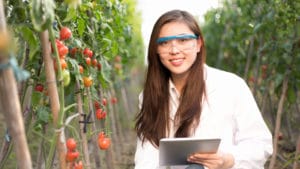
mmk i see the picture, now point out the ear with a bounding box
[196,38,202,53]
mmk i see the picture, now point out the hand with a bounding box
[187,153,234,169]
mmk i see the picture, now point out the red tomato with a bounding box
[98,137,111,150]
[100,111,106,119]
[98,131,105,140]
[94,100,100,109]
[96,108,103,120]
[79,65,84,74]
[97,62,102,70]
[111,97,117,104]
[58,45,69,58]
[85,57,91,66]
[66,151,79,162]
[35,84,44,92]
[83,48,93,58]
[102,98,107,106]
[96,109,106,120]
[55,39,64,48]
[66,138,77,151]
[60,27,72,40]
[92,58,98,67]
[51,39,63,53]
[114,55,121,62]
[70,47,77,56]
[74,161,83,169]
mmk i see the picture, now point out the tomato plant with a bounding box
[1,0,145,168]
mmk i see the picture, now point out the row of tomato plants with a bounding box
[1,0,143,168]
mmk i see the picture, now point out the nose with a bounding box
[169,41,180,54]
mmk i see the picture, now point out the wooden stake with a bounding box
[0,0,32,168]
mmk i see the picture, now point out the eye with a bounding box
[179,38,190,42]
[177,38,191,44]
[158,41,169,46]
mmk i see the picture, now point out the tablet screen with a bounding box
[159,138,221,166]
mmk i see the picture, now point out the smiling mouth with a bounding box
[170,58,184,65]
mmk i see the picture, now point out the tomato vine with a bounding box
[1,0,144,168]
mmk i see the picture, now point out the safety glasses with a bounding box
[157,34,198,55]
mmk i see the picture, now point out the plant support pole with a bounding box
[0,0,32,168]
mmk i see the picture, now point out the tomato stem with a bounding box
[45,26,67,169]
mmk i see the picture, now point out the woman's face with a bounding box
[157,21,201,79]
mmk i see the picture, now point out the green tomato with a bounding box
[62,69,71,87]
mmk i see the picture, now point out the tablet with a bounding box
[159,138,221,166]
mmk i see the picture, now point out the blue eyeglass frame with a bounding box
[156,34,198,43]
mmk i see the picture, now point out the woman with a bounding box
[134,9,273,169]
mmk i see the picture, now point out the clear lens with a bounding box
[157,34,197,55]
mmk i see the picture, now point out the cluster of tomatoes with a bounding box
[66,138,83,169]
[94,98,108,120]
[53,26,102,89]
[80,47,100,88]
[98,131,111,150]
[52,26,73,87]
[94,99,115,151]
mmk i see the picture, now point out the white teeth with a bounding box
[171,58,183,62]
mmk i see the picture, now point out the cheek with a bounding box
[186,52,198,64]
[158,55,168,65]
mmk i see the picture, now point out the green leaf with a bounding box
[99,56,112,85]
[20,26,39,60]
[253,23,262,33]
[287,85,296,103]
[237,44,246,57]
[77,18,86,37]
[30,0,56,31]
[63,7,77,22]
[36,106,50,124]
[20,27,37,47]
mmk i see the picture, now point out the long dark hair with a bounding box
[135,9,206,147]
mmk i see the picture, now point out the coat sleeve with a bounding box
[230,78,273,168]
[134,137,160,169]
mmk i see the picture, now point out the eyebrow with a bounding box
[156,34,198,43]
